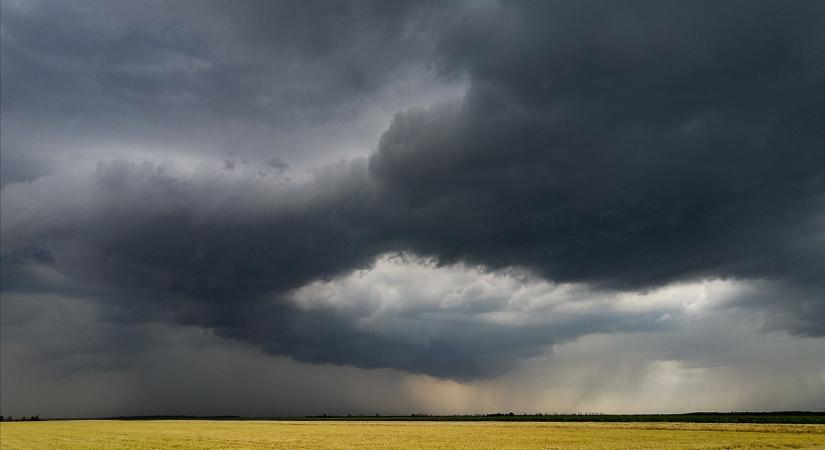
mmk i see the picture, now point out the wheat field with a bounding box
[1,420,824,449]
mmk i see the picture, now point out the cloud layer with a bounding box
[2,0,824,414]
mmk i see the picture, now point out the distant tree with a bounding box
[30,415,40,421]
[0,415,4,421]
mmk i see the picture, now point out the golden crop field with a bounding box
[1,420,824,449]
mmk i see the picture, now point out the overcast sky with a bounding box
[2,0,824,418]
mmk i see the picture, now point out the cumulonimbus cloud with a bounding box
[2,0,824,379]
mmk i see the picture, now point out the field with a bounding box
[2,420,825,449]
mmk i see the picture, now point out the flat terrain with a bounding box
[2,420,825,449]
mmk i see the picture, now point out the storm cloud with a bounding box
[2,0,825,414]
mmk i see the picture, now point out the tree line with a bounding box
[0,415,40,421]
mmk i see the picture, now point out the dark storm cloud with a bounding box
[0,0,456,184]
[3,159,679,379]
[2,1,825,380]
[370,0,825,290]
[0,0,440,121]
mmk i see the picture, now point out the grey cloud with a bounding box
[0,0,460,130]
[3,282,824,417]
[1,292,460,418]
[1,0,434,120]
[2,0,825,381]
[0,0,458,183]
[717,281,825,337]
[0,161,674,378]
[369,0,825,290]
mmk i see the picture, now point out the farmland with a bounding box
[2,420,824,449]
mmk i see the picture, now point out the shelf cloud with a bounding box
[2,0,824,416]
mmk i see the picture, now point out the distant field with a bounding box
[296,412,825,424]
[2,420,825,449]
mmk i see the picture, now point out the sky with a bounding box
[1,0,824,418]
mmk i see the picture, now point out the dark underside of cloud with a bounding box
[2,0,824,379]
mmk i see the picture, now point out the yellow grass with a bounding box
[2,420,824,449]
